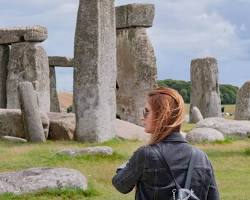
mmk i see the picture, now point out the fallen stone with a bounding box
[187,127,224,143]
[48,56,74,67]
[197,117,250,137]
[116,4,155,29]
[0,109,49,139]
[0,25,47,44]
[47,112,75,140]
[18,82,46,142]
[0,167,87,194]
[115,119,150,141]
[1,136,27,143]
[235,81,250,120]
[57,146,113,156]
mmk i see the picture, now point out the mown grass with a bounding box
[0,133,250,200]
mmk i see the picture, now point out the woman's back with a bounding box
[113,132,219,200]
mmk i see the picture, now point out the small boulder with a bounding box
[187,128,224,143]
[190,106,203,123]
[0,167,87,195]
[57,146,113,156]
[1,136,27,143]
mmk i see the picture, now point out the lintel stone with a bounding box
[49,56,74,67]
[116,3,155,29]
[0,25,47,45]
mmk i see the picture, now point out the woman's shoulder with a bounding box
[191,146,213,168]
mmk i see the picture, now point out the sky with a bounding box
[0,0,249,91]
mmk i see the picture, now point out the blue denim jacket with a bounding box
[112,132,220,200]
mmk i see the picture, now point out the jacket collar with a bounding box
[162,132,187,143]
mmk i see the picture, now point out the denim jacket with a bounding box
[112,132,220,200]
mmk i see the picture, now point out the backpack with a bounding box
[152,146,200,200]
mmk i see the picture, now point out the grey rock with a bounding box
[50,67,61,112]
[0,109,49,139]
[7,42,50,112]
[116,4,155,29]
[115,119,150,141]
[190,57,221,122]
[1,136,27,143]
[187,127,224,143]
[197,117,250,137]
[190,106,203,123]
[18,82,46,142]
[48,56,74,67]
[116,28,157,126]
[47,112,75,140]
[235,81,250,120]
[0,167,87,194]
[74,0,116,142]
[57,146,113,156]
[0,25,47,44]
[0,45,9,108]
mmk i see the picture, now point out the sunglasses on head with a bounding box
[143,107,149,118]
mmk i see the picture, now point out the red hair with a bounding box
[147,87,185,144]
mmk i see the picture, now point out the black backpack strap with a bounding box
[152,146,181,189]
[184,148,197,189]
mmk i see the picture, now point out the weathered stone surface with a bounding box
[187,128,224,143]
[197,117,250,137]
[0,45,9,108]
[115,119,150,141]
[48,56,74,67]
[0,109,49,139]
[116,28,157,126]
[18,82,46,142]
[47,112,75,140]
[190,57,221,122]
[116,4,155,29]
[0,167,87,194]
[74,0,116,142]
[190,106,203,123]
[7,42,50,112]
[235,81,250,120]
[57,146,113,156]
[50,67,60,112]
[1,136,27,143]
[0,25,47,44]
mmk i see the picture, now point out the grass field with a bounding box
[0,133,250,200]
[1,104,248,200]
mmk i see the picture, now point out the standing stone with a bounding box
[0,45,9,108]
[49,67,60,112]
[235,81,250,120]
[190,57,221,122]
[18,82,46,142]
[74,0,116,142]
[116,28,157,126]
[190,106,203,123]
[7,42,50,112]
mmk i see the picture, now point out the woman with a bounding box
[112,87,220,200]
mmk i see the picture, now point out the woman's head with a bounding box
[142,87,185,144]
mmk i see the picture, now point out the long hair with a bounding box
[147,87,185,144]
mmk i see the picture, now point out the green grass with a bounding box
[0,136,250,200]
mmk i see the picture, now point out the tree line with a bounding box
[157,79,239,104]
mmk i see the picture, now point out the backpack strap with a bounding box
[184,148,196,189]
[152,145,197,190]
[152,146,181,189]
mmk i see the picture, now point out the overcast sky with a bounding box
[0,0,249,91]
